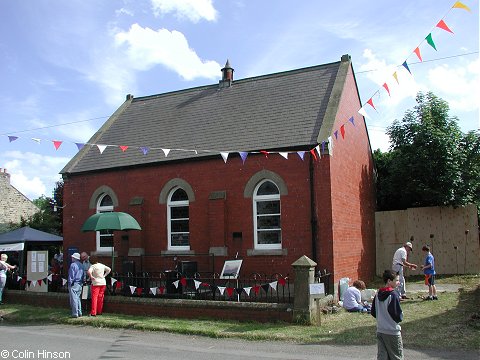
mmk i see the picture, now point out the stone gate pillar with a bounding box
[292,255,317,324]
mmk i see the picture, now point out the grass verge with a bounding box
[1,275,478,350]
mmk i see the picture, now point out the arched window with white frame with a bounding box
[167,187,190,250]
[96,193,114,251]
[253,180,282,249]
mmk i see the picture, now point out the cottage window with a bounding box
[253,180,281,249]
[167,187,190,250]
[96,194,114,251]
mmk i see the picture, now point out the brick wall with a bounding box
[5,290,293,323]
[63,155,316,277]
[319,64,377,284]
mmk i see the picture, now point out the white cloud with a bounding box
[115,24,221,81]
[427,58,480,113]
[150,0,218,22]
[3,151,69,200]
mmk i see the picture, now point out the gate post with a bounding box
[292,255,317,324]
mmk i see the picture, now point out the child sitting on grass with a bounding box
[342,280,371,313]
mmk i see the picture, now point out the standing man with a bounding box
[421,245,437,300]
[392,242,417,300]
[68,252,84,318]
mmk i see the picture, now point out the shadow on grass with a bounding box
[305,284,479,355]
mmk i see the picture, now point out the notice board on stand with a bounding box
[27,250,48,293]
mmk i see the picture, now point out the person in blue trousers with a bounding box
[68,252,84,318]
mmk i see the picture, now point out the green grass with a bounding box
[1,275,479,350]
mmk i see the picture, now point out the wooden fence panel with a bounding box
[375,204,479,276]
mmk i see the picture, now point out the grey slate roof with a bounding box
[61,57,350,175]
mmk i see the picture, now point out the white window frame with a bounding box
[167,187,190,251]
[253,180,282,250]
[96,193,114,252]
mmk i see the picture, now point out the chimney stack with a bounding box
[219,59,234,89]
[0,168,10,184]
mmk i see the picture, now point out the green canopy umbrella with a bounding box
[81,212,141,271]
[81,211,142,232]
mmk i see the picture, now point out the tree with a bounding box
[374,92,480,213]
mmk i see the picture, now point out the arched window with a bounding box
[253,180,282,249]
[96,193,114,251]
[167,187,190,250]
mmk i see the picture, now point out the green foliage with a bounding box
[374,92,480,214]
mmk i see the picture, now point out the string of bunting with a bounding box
[1,1,472,161]
[12,274,288,298]
[109,276,288,297]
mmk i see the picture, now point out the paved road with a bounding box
[0,324,478,360]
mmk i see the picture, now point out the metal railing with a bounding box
[6,270,292,304]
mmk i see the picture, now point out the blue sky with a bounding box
[0,0,478,200]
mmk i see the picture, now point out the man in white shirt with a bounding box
[392,242,417,299]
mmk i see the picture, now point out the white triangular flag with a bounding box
[244,287,252,296]
[279,152,288,159]
[269,281,278,291]
[32,138,41,144]
[17,275,22,282]
[173,280,180,289]
[162,148,171,157]
[129,285,136,294]
[62,278,67,286]
[218,286,226,295]
[31,281,36,287]
[315,145,321,158]
[47,274,52,282]
[328,136,334,152]
[220,152,229,163]
[150,287,157,295]
[194,280,202,290]
[97,144,107,154]
[358,107,370,119]
[111,278,117,286]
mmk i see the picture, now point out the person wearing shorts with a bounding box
[421,245,437,300]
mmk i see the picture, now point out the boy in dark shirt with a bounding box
[371,269,404,360]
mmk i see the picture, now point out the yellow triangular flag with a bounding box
[393,71,399,84]
[452,1,471,11]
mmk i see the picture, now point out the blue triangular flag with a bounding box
[402,61,412,74]
[239,151,248,164]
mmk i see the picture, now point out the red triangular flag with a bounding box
[252,285,261,294]
[309,149,317,161]
[119,145,129,152]
[136,287,143,296]
[278,278,286,286]
[180,277,187,286]
[340,124,345,139]
[53,140,63,150]
[115,281,122,289]
[367,97,376,110]
[260,150,269,158]
[226,287,234,297]
[158,286,166,294]
[436,20,454,33]
[414,47,422,62]
[382,83,391,97]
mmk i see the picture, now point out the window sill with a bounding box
[247,249,287,256]
[161,250,195,256]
